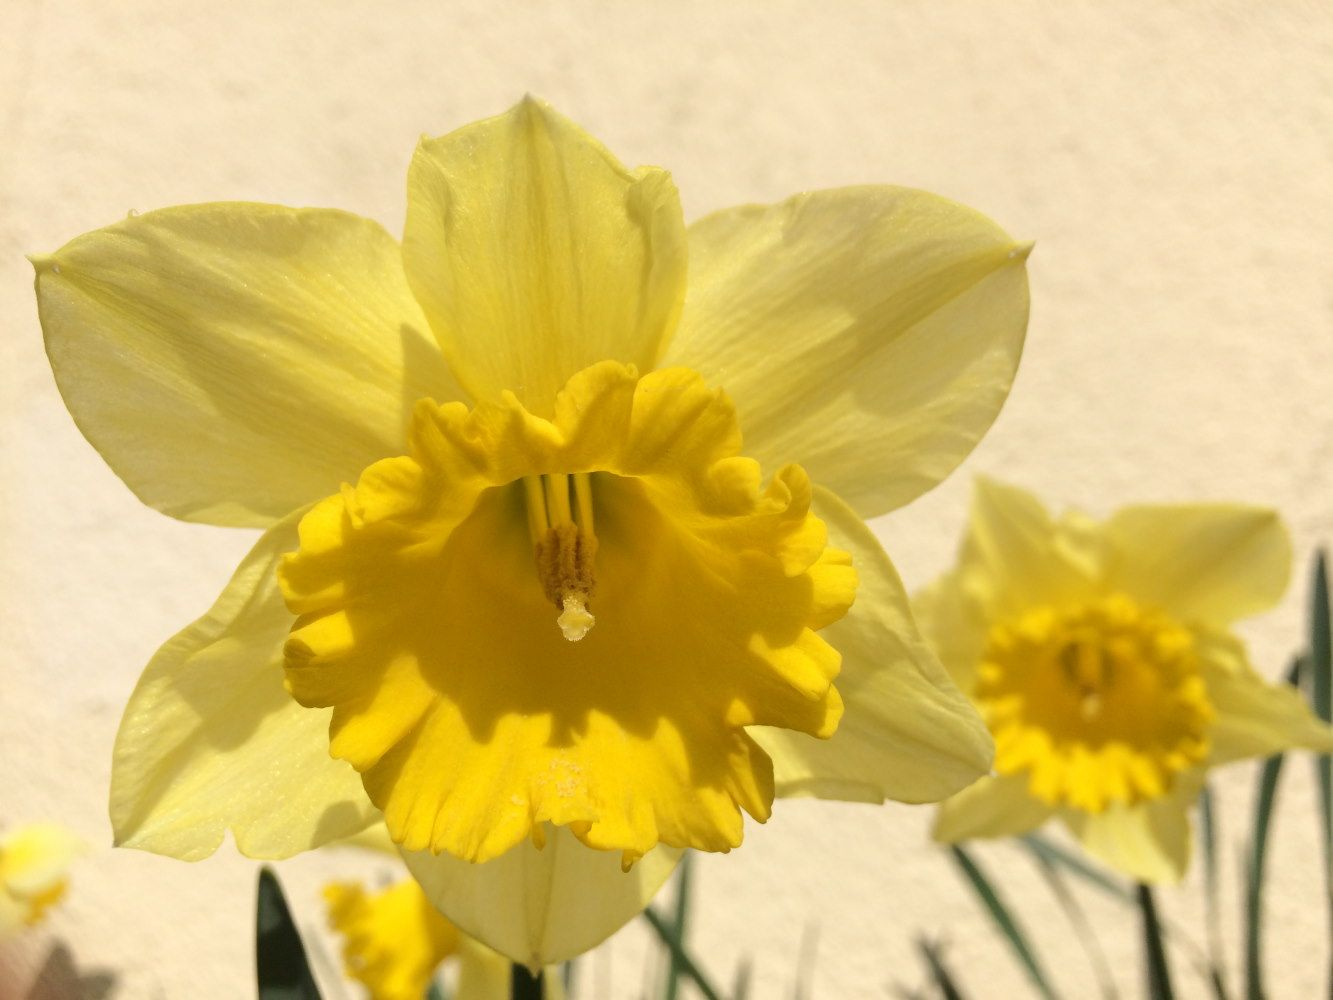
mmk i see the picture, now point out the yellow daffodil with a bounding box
[324,877,564,1000]
[32,98,1029,962]
[0,823,84,934]
[919,478,1333,883]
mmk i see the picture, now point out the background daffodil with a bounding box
[0,822,84,935]
[32,98,1029,963]
[324,876,563,1000]
[919,478,1333,883]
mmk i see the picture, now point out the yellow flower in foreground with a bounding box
[0,823,84,934]
[919,478,1333,883]
[325,878,564,1000]
[33,98,1029,962]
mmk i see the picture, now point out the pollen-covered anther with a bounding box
[525,472,599,641]
[536,521,598,641]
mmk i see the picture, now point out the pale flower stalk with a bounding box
[32,98,1030,963]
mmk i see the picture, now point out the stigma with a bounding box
[524,473,598,641]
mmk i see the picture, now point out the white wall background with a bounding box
[2,2,1331,997]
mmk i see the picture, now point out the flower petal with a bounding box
[1197,630,1333,764]
[754,487,992,804]
[958,478,1102,621]
[110,511,377,860]
[454,938,515,1000]
[404,97,687,414]
[1061,770,1203,884]
[931,774,1054,842]
[1104,505,1290,627]
[912,568,989,694]
[33,204,455,528]
[665,187,1029,518]
[402,827,680,968]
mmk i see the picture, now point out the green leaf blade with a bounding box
[1137,883,1175,1000]
[949,845,1059,1000]
[255,867,322,1000]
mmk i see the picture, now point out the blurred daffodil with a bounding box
[0,823,84,934]
[33,98,1029,962]
[325,878,564,1000]
[919,478,1333,883]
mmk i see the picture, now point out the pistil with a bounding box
[524,472,599,641]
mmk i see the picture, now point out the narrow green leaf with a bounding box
[642,906,724,1000]
[948,845,1058,1000]
[664,852,693,1000]
[1027,847,1118,1000]
[917,937,969,1000]
[1198,786,1230,1000]
[255,867,322,1000]
[1309,550,1332,1000]
[731,957,752,1000]
[1137,884,1175,1000]
[1023,832,1220,998]
[1243,658,1302,1000]
[424,980,447,1000]
[510,963,544,1000]
[1021,834,1131,901]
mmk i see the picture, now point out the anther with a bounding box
[523,473,599,641]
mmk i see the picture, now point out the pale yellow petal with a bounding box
[912,568,989,694]
[665,186,1029,518]
[958,477,1101,620]
[1104,505,1290,626]
[932,775,1054,842]
[33,204,456,528]
[404,97,686,414]
[402,826,680,968]
[1062,770,1202,884]
[111,511,377,860]
[755,487,993,804]
[1197,630,1333,764]
[454,937,513,1000]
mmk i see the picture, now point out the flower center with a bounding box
[278,362,855,864]
[975,594,1213,812]
[524,473,598,641]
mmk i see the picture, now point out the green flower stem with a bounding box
[511,964,543,1000]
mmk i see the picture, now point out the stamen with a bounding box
[523,476,549,543]
[545,473,573,527]
[523,473,599,641]
[573,472,596,536]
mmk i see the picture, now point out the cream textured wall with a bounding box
[2,2,1331,998]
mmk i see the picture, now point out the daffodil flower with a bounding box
[326,877,560,1000]
[919,478,1333,883]
[0,822,84,934]
[32,98,1029,962]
